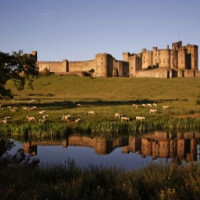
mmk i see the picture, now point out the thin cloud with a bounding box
[40,11,54,17]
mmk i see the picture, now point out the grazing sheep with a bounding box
[132,104,139,108]
[150,109,157,114]
[43,115,48,119]
[120,116,130,122]
[22,106,28,110]
[142,104,147,107]
[38,110,46,114]
[4,116,11,119]
[153,103,157,107]
[27,116,36,122]
[115,113,122,119]
[77,104,82,107]
[39,115,48,123]
[10,108,17,112]
[163,105,169,110]
[147,104,152,107]
[1,118,8,124]
[136,116,145,121]
[62,115,71,122]
[75,118,81,123]
[88,111,95,114]
[30,106,37,110]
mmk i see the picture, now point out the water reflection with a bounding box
[23,131,200,163]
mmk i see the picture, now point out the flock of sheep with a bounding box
[114,103,170,122]
[0,102,170,124]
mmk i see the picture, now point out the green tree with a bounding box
[0,50,38,99]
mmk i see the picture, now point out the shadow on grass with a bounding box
[3,98,180,110]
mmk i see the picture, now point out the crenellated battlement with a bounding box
[33,41,199,78]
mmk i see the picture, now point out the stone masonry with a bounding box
[32,41,199,78]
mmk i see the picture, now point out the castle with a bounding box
[33,41,199,78]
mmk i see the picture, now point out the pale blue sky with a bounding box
[0,0,200,65]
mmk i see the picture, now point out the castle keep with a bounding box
[34,41,199,78]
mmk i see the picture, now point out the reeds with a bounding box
[1,118,200,138]
[0,161,200,199]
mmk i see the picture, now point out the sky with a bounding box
[0,0,200,65]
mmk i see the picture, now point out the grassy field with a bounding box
[1,75,200,134]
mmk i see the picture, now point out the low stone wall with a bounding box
[132,68,170,78]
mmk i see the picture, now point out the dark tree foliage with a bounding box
[0,50,38,99]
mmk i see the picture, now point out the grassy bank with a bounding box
[1,76,200,135]
[1,117,200,138]
[0,161,200,200]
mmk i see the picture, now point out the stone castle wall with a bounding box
[68,60,94,72]
[34,41,199,78]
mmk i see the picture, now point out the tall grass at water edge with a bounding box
[0,160,200,199]
[1,117,200,138]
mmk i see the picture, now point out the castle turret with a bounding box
[94,53,113,77]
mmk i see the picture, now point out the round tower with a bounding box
[95,53,109,77]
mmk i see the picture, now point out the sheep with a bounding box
[120,116,130,122]
[149,109,157,114]
[147,104,152,107]
[43,114,48,119]
[142,104,147,107]
[163,105,169,110]
[77,103,82,107]
[62,115,71,122]
[39,115,48,123]
[4,116,11,119]
[153,103,157,107]
[132,104,139,108]
[136,116,145,121]
[30,106,37,110]
[38,110,46,114]
[75,118,81,123]
[27,116,36,122]
[10,108,17,112]
[1,118,8,124]
[115,113,122,119]
[88,111,95,114]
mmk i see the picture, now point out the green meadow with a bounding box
[1,75,200,135]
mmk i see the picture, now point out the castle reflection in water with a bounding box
[23,131,200,162]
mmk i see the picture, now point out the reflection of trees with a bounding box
[0,139,39,167]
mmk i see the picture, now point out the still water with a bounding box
[8,131,200,170]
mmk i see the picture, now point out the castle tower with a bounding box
[94,53,113,77]
[178,47,186,69]
[185,44,198,70]
[158,49,171,68]
[142,49,153,69]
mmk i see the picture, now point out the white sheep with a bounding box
[115,113,122,119]
[120,116,130,122]
[163,105,169,110]
[27,116,36,122]
[1,118,8,124]
[38,110,46,114]
[153,103,157,107]
[132,104,139,108]
[136,116,145,121]
[147,104,152,107]
[75,118,81,123]
[88,111,95,114]
[62,115,71,122]
[149,109,157,114]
